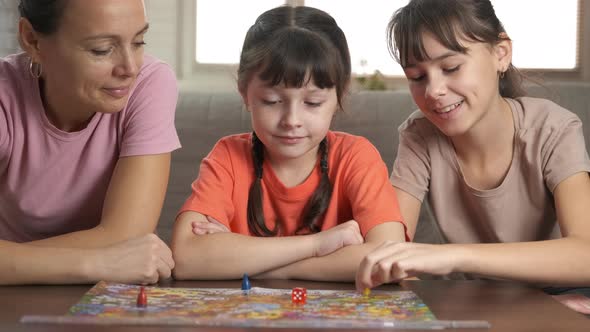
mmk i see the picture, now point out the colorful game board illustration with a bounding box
[21,281,490,329]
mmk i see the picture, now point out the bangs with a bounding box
[257,28,341,90]
[390,1,485,67]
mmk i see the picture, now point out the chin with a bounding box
[99,101,128,114]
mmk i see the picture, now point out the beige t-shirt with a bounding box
[392,97,590,244]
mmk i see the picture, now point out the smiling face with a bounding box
[31,0,148,128]
[403,31,508,137]
[243,74,338,167]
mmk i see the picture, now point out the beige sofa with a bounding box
[158,82,590,244]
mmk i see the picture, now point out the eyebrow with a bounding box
[82,23,150,42]
[403,51,457,69]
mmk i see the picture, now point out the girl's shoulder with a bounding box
[209,133,253,159]
[398,110,442,141]
[328,131,374,151]
[327,131,383,162]
[511,97,581,132]
[217,133,253,148]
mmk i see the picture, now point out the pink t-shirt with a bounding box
[0,53,181,242]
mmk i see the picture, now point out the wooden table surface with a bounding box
[1,279,588,331]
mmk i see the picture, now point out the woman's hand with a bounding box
[93,233,175,285]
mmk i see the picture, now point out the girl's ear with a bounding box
[239,89,251,112]
[18,18,42,62]
[494,37,512,73]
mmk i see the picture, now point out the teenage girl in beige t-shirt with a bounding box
[356,0,590,314]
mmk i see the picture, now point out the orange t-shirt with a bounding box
[180,131,406,238]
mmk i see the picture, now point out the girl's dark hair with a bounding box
[18,0,67,35]
[240,6,348,236]
[238,5,351,109]
[387,0,525,98]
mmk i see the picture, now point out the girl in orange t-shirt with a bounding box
[171,5,407,281]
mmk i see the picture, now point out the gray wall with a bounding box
[0,0,19,56]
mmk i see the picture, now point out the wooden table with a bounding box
[1,279,588,331]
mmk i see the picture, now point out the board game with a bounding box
[21,281,490,329]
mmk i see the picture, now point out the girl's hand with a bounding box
[94,233,175,285]
[191,216,230,235]
[355,241,464,291]
[313,220,364,257]
[552,294,590,314]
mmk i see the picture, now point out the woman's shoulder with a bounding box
[131,54,176,90]
[122,54,178,118]
[137,54,174,75]
[0,53,30,100]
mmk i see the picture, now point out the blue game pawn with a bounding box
[241,273,251,294]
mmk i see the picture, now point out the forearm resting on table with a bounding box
[254,241,382,282]
[0,240,95,285]
[27,224,148,249]
[256,222,408,281]
[460,237,590,285]
[172,232,317,280]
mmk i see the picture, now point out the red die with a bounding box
[291,287,307,304]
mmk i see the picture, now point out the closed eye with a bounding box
[305,101,322,107]
[261,99,279,105]
[443,65,460,73]
[407,75,425,82]
[133,41,147,49]
[91,47,114,56]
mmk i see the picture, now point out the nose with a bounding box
[113,48,140,78]
[280,103,303,128]
[425,73,447,101]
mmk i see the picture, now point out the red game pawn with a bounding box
[291,287,307,304]
[137,286,148,308]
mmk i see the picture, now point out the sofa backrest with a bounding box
[159,81,590,243]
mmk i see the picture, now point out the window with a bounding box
[194,0,580,75]
[195,0,285,64]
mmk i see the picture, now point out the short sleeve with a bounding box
[119,61,181,157]
[179,139,236,228]
[0,104,9,175]
[0,103,8,157]
[543,117,590,192]
[390,128,431,202]
[343,138,408,240]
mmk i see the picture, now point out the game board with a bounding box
[21,281,490,329]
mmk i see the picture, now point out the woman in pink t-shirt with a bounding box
[0,0,179,284]
[356,0,590,314]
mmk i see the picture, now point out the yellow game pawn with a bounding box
[363,288,371,297]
